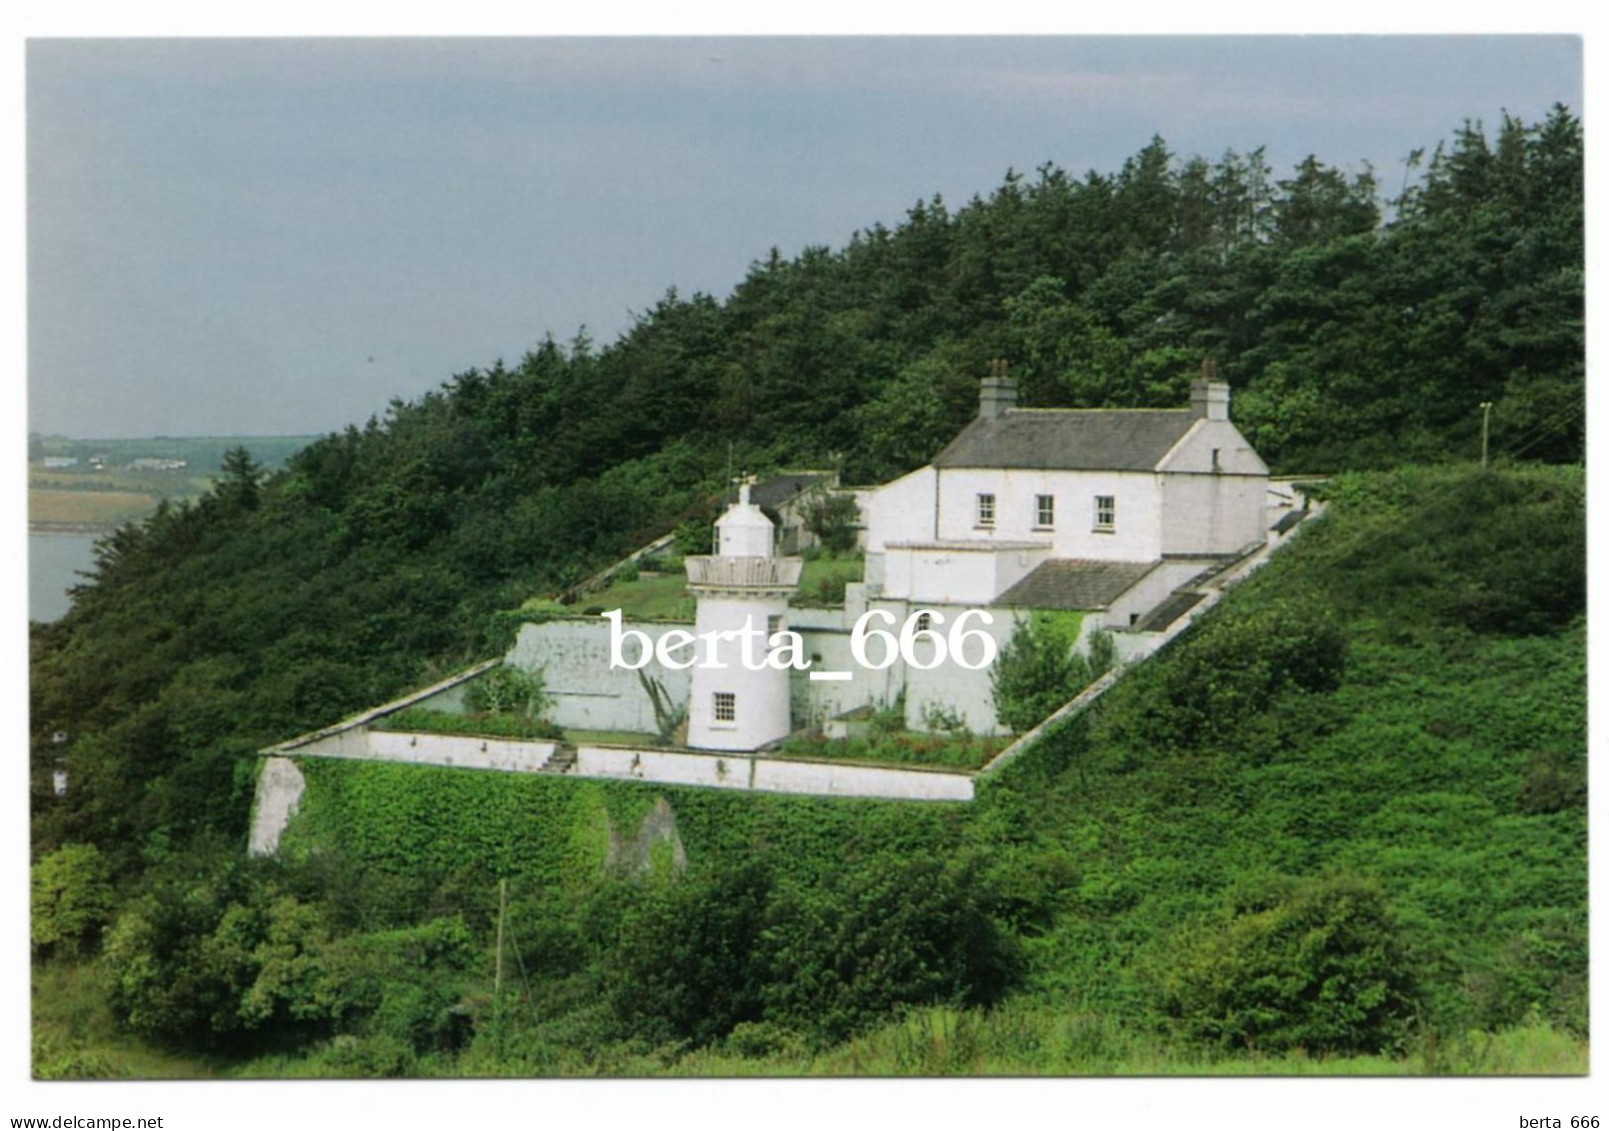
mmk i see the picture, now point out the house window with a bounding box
[713,692,736,723]
[976,493,996,527]
[1035,494,1055,528]
[1094,495,1116,532]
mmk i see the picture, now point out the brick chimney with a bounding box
[979,358,1018,420]
[1190,358,1231,421]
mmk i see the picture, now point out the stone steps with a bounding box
[541,745,578,774]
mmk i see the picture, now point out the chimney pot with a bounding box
[979,361,1018,420]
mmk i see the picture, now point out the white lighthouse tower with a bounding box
[684,479,803,751]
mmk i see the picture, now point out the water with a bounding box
[29,531,100,623]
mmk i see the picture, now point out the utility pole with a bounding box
[1479,402,1493,468]
[495,877,507,998]
[492,876,507,1054]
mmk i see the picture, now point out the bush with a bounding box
[674,516,715,558]
[761,853,1022,1044]
[31,843,114,957]
[463,665,548,720]
[991,616,1111,733]
[1116,589,1346,751]
[1156,872,1418,1055]
[600,863,774,1047]
[805,494,861,555]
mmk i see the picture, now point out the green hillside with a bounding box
[33,465,1585,1076]
[29,109,1584,1078]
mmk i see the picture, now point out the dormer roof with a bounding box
[931,408,1197,472]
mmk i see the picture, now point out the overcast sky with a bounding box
[27,35,1581,440]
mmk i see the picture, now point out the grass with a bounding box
[569,573,693,621]
[29,487,160,527]
[372,707,562,741]
[565,728,662,746]
[667,1005,1587,1076]
[565,551,865,619]
[32,961,217,1080]
[796,552,864,606]
[778,728,1006,771]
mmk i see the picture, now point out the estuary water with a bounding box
[29,531,100,622]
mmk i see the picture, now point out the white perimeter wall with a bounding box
[575,745,973,801]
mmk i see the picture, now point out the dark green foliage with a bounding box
[761,854,1022,1044]
[1114,588,1347,752]
[991,616,1113,732]
[1318,467,1584,636]
[804,494,861,555]
[599,863,775,1047]
[462,665,548,719]
[1156,873,1418,1055]
[31,843,114,957]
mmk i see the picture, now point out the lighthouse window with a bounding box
[713,692,736,723]
[767,615,783,639]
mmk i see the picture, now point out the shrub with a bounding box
[814,572,848,605]
[805,494,861,555]
[673,516,715,558]
[1116,588,1347,751]
[1156,872,1418,1055]
[463,665,548,720]
[31,843,114,957]
[990,616,1111,733]
[761,853,1022,1044]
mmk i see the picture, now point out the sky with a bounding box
[27,35,1582,439]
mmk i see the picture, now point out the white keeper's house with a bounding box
[502,361,1279,742]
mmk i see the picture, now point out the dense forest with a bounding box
[30,107,1584,1076]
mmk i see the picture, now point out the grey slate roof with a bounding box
[1271,508,1308,534]
[932,408,1196,471]
[1133,590,1205,632]
[993,558,1159,611]
[750,473,830,510]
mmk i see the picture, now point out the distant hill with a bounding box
[30,434,318,473]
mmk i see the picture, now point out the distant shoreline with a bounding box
[29,523,113,536]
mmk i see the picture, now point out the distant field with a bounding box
[28,433,317,530]
[29,488,158,528]
[32,433,316,472]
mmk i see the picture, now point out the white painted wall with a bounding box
[508,618,693,735]
[1103,560,1202,628]
[936,468,1165,562]
[862,466,937,552]
[1158,418,1269,476]
[366,730,558,772]
[899,602,1023,736]
[575,745,974,801]
[1159,475,1268,556]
